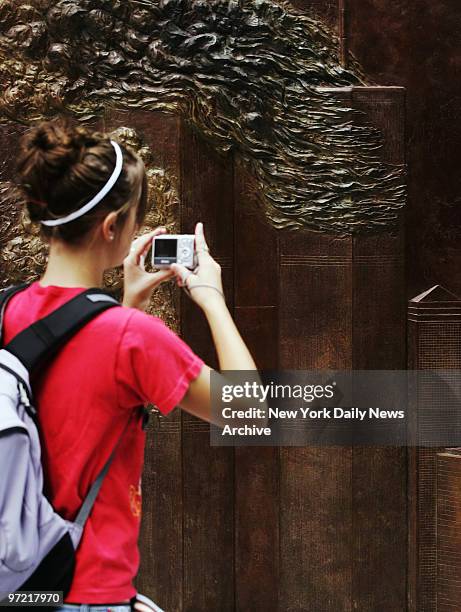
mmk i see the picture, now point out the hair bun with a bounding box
[30,125,61,151]
[15,118,147,242]
[15,118,98,222]
[25,118,92,171]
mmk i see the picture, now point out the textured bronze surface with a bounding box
[267,87,406,611]
[437,450,461,612]
[407,286,461,612]
[0,0,404,234]
[345,0,461,297]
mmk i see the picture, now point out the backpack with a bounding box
[0,282,127,599]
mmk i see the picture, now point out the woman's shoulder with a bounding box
[97,304,172,337]
[26,283,166,333]
[104,306,196,360]
[10,281,178,345]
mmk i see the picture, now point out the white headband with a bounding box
[40,140,124,227]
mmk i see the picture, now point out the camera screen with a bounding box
[154,239,177,257]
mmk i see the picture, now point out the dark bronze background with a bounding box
[344,0,461,298]
[408,286,461,612]
[436,450,461,612]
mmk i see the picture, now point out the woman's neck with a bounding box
[39,240,107,288]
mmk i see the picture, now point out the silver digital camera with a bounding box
[151,234,198,270]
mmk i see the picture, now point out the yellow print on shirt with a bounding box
[129,479,142,518]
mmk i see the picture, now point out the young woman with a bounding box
[3,119,259,611]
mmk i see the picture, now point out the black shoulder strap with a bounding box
[1,282,126,528]
[0,282,31,346]
[4,287,121,373]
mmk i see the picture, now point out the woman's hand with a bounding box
[170,222,225,311]
[122,227,174,311]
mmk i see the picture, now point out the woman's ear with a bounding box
[101,211,119,242]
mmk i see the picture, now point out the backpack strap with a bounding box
[2,283,129,529]
[4,287,120,373]
[0,282,31,346]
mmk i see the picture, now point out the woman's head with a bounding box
[14,117,149,251]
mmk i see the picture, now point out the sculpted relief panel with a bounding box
[0,0,404,238]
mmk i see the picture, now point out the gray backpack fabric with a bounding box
[0,283,123,598]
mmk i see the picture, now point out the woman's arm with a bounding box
[201,296,257,371]
[170,223,268,428]
[178,300,262,427]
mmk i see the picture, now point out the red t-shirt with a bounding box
[2,281,205,603]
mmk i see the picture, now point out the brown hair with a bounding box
[14,117,149,245]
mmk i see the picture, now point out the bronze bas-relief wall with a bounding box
[0,0,404,234]
[341,0,461,297]
[0,1,410,612]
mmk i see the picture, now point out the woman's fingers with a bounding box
[150,268,175,285]
[133,602,152,612]
[139,228,165,258]
[194,222,210,264]
[170,262,193,287]
[128,227,167,265]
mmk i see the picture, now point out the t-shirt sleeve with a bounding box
[115,309,205,415]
